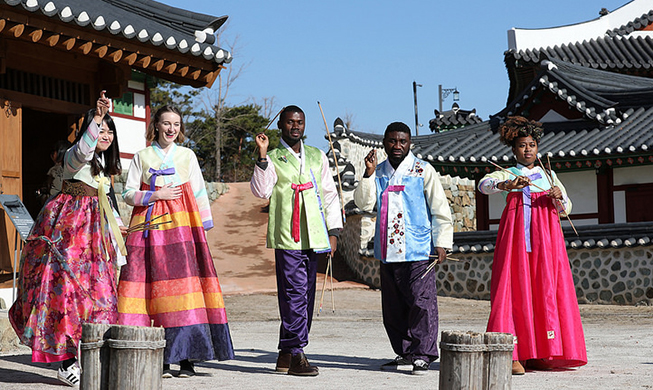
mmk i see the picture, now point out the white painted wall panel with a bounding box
[114,116,146,156]
[613,166,653,186]
[558,171,597,214]
[133,93,146,119]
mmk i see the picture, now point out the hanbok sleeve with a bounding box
[353,175,377,213]
[319,151,343,231]
[477,170,513,195]
[121,153,153,207]
[424,165,454,250]
[552,171,572,216]
[63,121,100,175]
[250,159,278,199]
[188,151,213,231]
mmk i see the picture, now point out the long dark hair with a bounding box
[73,109,122,176]
[52,139,71,164]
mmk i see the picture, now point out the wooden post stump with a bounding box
[80,323,112,390]
[107,325,166,390]
[439,330,513,390]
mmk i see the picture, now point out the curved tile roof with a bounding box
[506,35,653,73]
[1,0,232,65]
[501,59,653,126]
[429,104,483,133]
[333,102,653,176]
[607,9,653,37]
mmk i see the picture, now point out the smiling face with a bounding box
[512,135,538,168]
[95,120,114,153]
[383,131,411,168]
[156,111,182,149]
[279,111,305,150]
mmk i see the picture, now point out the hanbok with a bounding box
[117,142,234,363]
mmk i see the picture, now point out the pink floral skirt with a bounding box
[9,192,118,362]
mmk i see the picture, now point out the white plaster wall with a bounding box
[558,170,597,214]
[614,191,627,223]
[507,0,653,50]
[487,192,505,221]
[613,165,653,186]
[133,92,146,119]
[128,80,145,91]
[114,116,146,170]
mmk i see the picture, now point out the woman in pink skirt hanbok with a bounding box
[10,91,126,387]
[478,116,587,375]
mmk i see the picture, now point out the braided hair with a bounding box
[499,116,543,147]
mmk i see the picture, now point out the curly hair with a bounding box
[499,116,543,147]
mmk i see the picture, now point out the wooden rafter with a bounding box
[0,8,225,88]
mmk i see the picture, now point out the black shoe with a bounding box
[412,359,429,375]
[179,360,195,378]
[380,356,411,371]
[276,352,292,373]
[162,364,174,378]
[287,353,319,376]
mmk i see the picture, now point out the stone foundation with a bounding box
[339,217,653,305]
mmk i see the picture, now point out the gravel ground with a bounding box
[2,289,652,390]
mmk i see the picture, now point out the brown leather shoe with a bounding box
[287,352,319,376]
[512,360,525,375]
[276,352,291,373]
[526,358,553,371]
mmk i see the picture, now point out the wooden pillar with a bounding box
[108,325,165,390]
[439,330,513,390]
[596,167,614,224]
[80,323,112,390]
[475,186,489,231]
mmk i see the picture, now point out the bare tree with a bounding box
[342,110,356,131]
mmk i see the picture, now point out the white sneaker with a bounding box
[57,363,80,387]
[412,359,429,375]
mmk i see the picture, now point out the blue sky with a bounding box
[161,0,629,150]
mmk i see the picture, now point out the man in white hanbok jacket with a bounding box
[354,121,453,375]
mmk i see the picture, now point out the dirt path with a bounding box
[207,182,364,296]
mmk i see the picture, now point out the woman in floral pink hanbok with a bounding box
[9,91,126,387]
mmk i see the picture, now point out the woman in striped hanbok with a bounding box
[117,105,233,378]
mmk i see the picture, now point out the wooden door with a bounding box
[0,99,22,273]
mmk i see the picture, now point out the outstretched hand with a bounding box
[364,149,377,177]
[94,90,110,122]
[255,133,269,159]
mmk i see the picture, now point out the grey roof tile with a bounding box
[1,0,231,64]
[451,222,653,254]
[507,35,653,73]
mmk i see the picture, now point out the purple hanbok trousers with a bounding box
[380,259,439,363]
[275,249,319,354]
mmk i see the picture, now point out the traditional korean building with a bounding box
[0,0,231,296]
[331,0,653,304]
